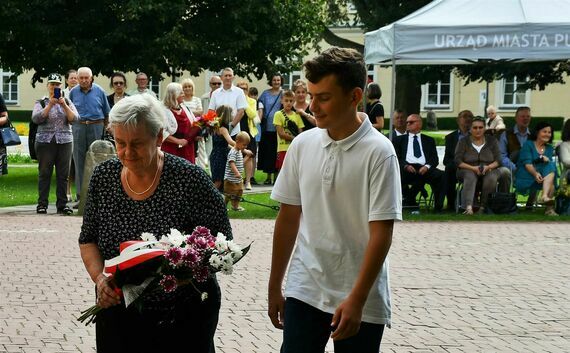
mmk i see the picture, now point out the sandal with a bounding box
[57,206,73,215]
[36,206,47,214]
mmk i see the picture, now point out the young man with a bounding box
[268,47,402,353]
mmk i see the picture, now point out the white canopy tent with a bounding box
[363,0,570,125]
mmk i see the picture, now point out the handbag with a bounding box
[0,120,21,146]
[486,191,517,214]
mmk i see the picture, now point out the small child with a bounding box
[273,90,305,172]
[224,131,251,211]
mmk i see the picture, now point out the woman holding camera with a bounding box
[515,121,558,216]
[454,117,503,215]
[31,73,78,214]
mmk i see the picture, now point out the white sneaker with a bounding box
[245,182,252,190]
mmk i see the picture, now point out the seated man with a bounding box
[386,109,406,142]
[443,110,473,211]
[393,114,445,211]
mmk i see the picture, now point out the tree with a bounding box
[0,0,328,85]
[331,0,570,115]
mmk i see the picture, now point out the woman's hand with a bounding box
[58,97,68,106]
[177,138,188,148]
[96,273,121,308]
[534,172,544,184]
[49,97,58,106]
[243,149,253,157]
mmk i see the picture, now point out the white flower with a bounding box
[201,292,209,301]
[215,234,228,251]
[221,262,233,275]
[140,232,157,242]
[169,229,185,247]
[209,254,223,268]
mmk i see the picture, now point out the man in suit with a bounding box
[443,110,473,211]
[386,109,407,142]
[394,114,445,211]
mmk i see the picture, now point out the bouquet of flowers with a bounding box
[78,226,251,325]
[194,110,220,137]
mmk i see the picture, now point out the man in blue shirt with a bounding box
[69,67,110,203]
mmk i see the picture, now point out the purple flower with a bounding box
[181,248,200,267]
[159,275,178,293]
[192,226,211,238]
[193,266,210,283]
[165,247,183,266]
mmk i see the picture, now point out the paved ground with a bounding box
[0,216,568,353]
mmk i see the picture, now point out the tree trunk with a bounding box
[394,69,422,116]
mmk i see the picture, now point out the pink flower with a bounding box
[182,248,200,266]
[193,266,210,283]
[192,226,211,238]
[165,247,183,266]
[159,275,178,293]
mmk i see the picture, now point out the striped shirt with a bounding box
[224,148,244,183]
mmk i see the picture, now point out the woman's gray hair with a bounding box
[109,94,164,137]
[486,105,497,114]
[163,82,183,109]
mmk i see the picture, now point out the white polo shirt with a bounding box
[208,85,248,136]
[271,118,402,326]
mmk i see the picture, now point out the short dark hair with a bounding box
[458,110,474,120]
[248,87,258,96]
[303,47,366,92]
[267,73,283,87]
[366,82,382,100]
[65,69,77,79]
[515,106,531,117]
[529,121,554,144]
[562,119,570,142]
[109,72,127,89]
[472,116,486,125]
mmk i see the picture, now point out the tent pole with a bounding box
[389,60,397,141]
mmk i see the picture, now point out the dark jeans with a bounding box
[281,298,385,353]
[35,139,72,209]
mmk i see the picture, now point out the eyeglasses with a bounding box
[406,121,418,125]
[210,82,222,86]
[113,81,125,86]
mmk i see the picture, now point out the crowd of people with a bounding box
[393,105,570,216]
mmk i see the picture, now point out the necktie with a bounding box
[413,135,421,158]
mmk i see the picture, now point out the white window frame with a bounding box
[282,71,303,90]
[149,78,161,98]
[497,76,530,109]
[421,74,453,111]
[0,70,19,104]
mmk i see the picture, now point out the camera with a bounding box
[54,87,61,99]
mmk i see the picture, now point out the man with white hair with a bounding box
[69,67,111,204]
[208,68,248,137]
[128,72,157,98]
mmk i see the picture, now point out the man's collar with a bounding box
[320,118,371,151]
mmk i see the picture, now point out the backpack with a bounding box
[282,110,299,137]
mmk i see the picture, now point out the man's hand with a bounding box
[267,288,285,329]
[405,165,416,174]
[330,296,363,341]
[418,165,429,175]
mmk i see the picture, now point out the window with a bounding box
[367,65,377,84]
[0,70,19,104]
[282,71,302,90]
[422,75,452,109]
[499,77,529,107]
[149,78,160,98]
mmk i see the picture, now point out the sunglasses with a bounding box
[210,82,222,86]
[113,81,125,86]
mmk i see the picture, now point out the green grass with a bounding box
[423,130,563,145]
[0,164,61,207]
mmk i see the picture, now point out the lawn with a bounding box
[2,161,568,220]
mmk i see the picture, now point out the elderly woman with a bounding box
[485,105,506,134]
[455,116,504,215]
[162,82,201,163]
[79,94,231,352]
[181,78,203,117]
[31,73,78,214]
[106,72,129,109]
[515,121,558,216]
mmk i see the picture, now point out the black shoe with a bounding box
[57,206,73,215]
[250,178,258,185]
[36,205,47,214]
[264,179,273,185]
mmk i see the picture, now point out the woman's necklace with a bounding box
[124,154,162,195]
[535,142,545,154]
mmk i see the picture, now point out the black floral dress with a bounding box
[79,153,232,353]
